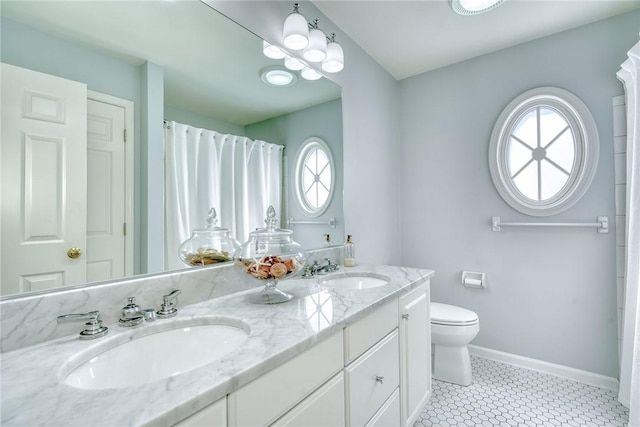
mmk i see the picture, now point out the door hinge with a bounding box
[123,222,127,236]
[123,128,127,143]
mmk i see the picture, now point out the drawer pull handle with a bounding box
[402,314,409,319]
[375,375,384,384]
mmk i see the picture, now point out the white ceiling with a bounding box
[313,0,640,80]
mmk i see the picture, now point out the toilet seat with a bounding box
[431,302,478,326]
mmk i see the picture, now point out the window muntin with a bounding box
[294,138,335,217]
[489,87,599,216]
[506,106,576,202]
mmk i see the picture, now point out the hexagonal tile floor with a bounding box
[414,356,628,427]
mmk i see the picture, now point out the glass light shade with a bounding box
[301,67,322,81]
[262,40,286,59]
[283,11,309,50]
[322,41,344,73]
[284,55,305,71]
[303,28,327,62]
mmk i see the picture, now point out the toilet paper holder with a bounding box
[461,271,485,288]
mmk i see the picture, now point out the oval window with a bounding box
[489,87,599,216]
[294,138,335,217]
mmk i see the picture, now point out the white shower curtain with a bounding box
[617,40,639,426]
[164,121,283,270]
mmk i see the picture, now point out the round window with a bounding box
[294,138,335,217]
[488,87,599,216]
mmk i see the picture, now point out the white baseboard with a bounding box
[469,345,620,392]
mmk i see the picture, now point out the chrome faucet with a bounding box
[119,297,144,327]
[57,310,109,340]
[157,289,181,319]
[321,258,339,273]
[301,258,339,278]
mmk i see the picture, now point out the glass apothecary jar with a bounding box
[178,208,240,267]
[235,206,306,304]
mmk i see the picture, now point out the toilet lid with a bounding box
[431,303,478,325]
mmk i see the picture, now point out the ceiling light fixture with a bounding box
[301,67,322,81]
[303,19,327,63]
[283,3,309,50]
[268,3,345,80]
[263,41,286,59]
[451,0,504,15]
[322,34,344,73]
[284,55,306,71]
[260,66,297,87]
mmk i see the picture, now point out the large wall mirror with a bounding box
[0,0,343,298]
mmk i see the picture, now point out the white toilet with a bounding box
[430,302,480,386]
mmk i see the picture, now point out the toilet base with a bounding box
[433,344,472,386]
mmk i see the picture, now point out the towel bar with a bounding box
[491,216,608,233]
[288,217,336,228]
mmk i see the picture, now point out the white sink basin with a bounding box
[319,273,390,290]
[63,321,248,390]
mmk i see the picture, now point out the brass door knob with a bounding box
[67,247,82,259]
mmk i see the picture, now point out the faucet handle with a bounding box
[157,289,181,319]
[57,311,109,340]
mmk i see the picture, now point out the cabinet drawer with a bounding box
[366,388,400,427]
[173,397,226,427]
[271,372,345,427]
[228,332,343,427]
[344,300,398,364]
[346,330,399,427]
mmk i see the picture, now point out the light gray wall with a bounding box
[246,99,344,249]
[398,10,640,377]
[208,0,402,266]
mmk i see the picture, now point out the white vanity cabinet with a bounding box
[399,282,431,427]
[270,372,345,427]
[173,279,431,427]
[343,300,400,427]
[227,332,344,427]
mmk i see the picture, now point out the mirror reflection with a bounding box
[0,1,343,298]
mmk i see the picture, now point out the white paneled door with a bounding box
[1,63,88,294]
[86,94,128,283]
[1,64,133,296]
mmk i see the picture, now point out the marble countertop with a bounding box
[1,265,433,427]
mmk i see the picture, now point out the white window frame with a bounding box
[293,137,335,217]
[488,87,599,216]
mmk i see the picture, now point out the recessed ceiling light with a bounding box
[451,0,504,15]
[260,67,297,87]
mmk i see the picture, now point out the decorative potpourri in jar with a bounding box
[178,208,240,267]
[234,205,306,304]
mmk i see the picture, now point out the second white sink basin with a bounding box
[319,273,390,290]
[63,321,248,390]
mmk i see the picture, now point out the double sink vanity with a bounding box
[1,262,434,427]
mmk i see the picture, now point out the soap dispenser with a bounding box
[344,235,356,267]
